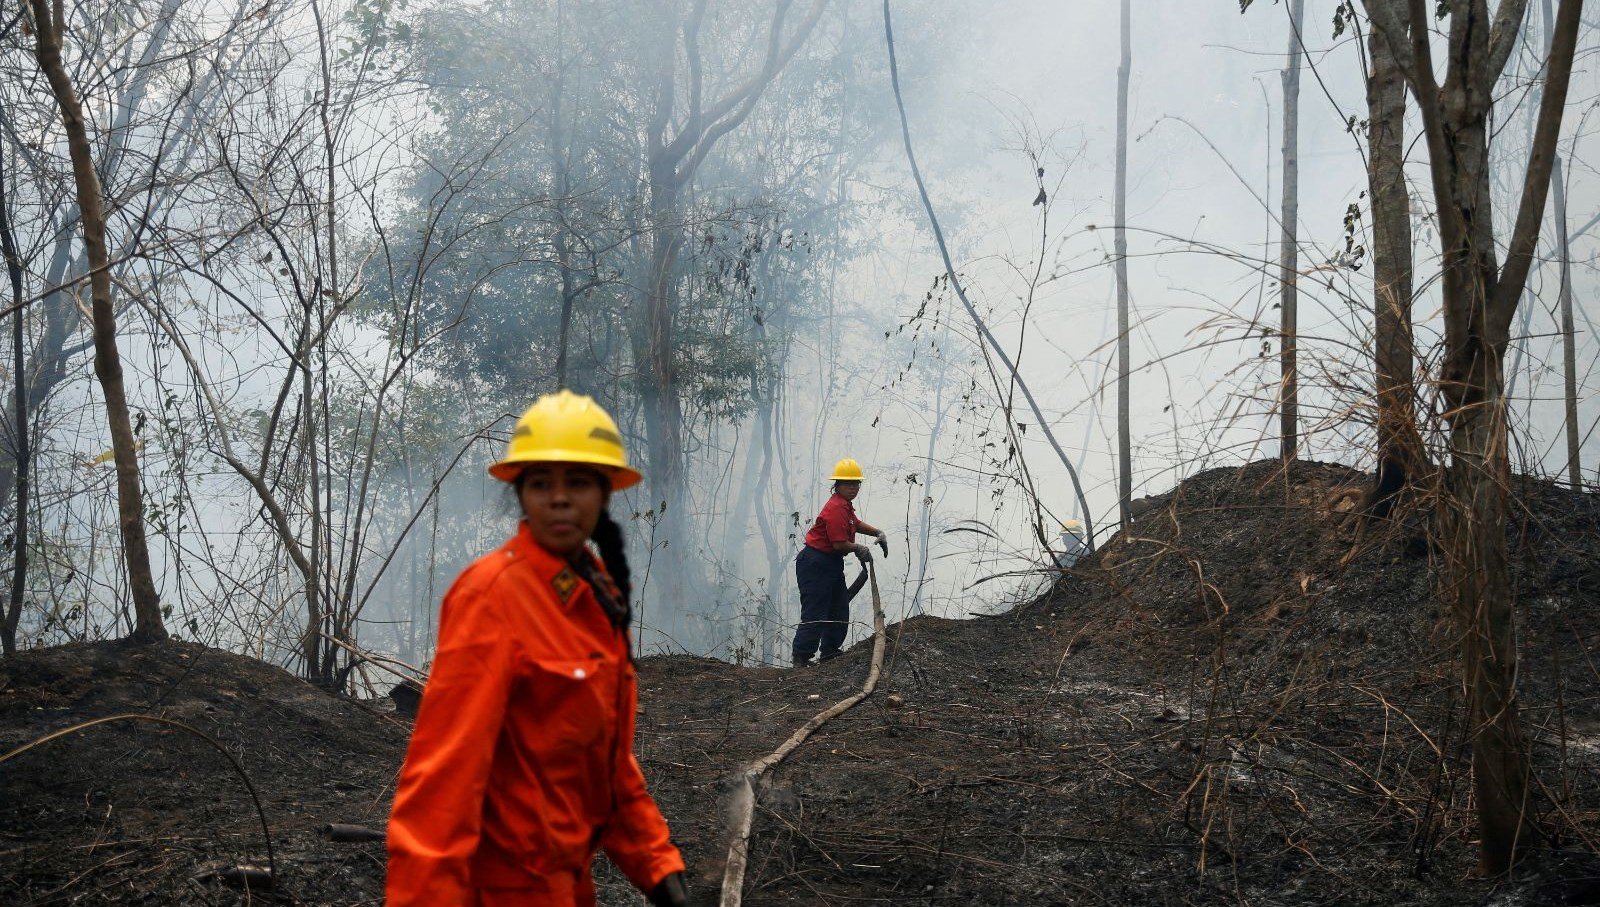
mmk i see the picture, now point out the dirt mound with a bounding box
[0,640,407,905]
[641,461,1600,906]
[2,460,1598,905]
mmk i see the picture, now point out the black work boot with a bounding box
[792,653,813,668]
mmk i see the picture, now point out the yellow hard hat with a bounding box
[1061,519,1083,533]
[828,457,864,482]
[488,390,643,490]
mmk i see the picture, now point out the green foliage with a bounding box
[342,0,413,67]
[357,0,873,457]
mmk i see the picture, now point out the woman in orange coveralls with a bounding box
[386,391,689,907]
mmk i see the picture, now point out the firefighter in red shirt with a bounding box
[791,458,888,667]
[386,391,688,907]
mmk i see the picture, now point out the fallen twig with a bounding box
[720,562,887,907]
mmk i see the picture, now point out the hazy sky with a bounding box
[18,0,1595,657]
[777,0,1600,627]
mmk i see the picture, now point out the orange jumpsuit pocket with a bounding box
[524,657,617,762]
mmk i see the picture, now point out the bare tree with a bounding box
[548,0,614,390]
[1365,0,1585,873]
[1542,0,1581,487]
[1363,1,1427,517]
[1115,0,1133,530]
[1279,0,1306,462]
[0,96,27,655]
[1552,157,1580,485]
[635,0,827,616]
[0,0,261,648]
[26,0,166,643]
[0,0,201,521]
[883,0,1095,550]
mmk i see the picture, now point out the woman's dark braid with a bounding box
[589,508,632,628]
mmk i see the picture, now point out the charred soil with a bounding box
[3,460,1599,905]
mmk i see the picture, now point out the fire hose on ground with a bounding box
[719,559,887,907]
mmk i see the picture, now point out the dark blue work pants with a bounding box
[793,545,848,662]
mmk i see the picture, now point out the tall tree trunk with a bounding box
[1278,0,1306,462]
[750,381,782,662]
[0,109,28,655]
[1367,0,1585,872]
[552,0,578,390]
[639,170,694,637]
[1442,360,1531,869]
[1543,0,1581,487]
[29,0,166,643]
[400,430,419,664]
[301,0,346,681]
[0,0,211,529]
[1115,0,1132,530]
[630,1,827,644]
[555,231,577,389]
[1430,54,1531,883]
[644,173,686,515]
[301,353,323,676]
[1366,0,1425,518]
[1553,155,1580,486]
[719,392,764,572]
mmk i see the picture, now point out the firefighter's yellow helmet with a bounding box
[488,390,642,490]
[828,458,865,482]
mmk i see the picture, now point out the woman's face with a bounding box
[517,463,607,555]
[835,481,861,501]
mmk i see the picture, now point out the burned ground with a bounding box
[0,639,408,904]
[2,460,1599,905]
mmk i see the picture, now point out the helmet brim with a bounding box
[489,453,644,491]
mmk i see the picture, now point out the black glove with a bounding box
[649,871,689,907]
[875,531,889,558]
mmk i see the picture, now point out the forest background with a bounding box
[0,0,1595,681]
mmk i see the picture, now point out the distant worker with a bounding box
[1055,519,1088,569]
[792,457,888,667]
[386,391,688,907]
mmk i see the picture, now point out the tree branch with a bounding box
[121,279,315,586]
[1483,0,1533,91]
[1363,0,1422,81]
[673,0,710,160]
[682,0,824,180]
[1491,0,1584,333]
[662,0,822,173]
[1401,0,1472,255]
[882,0,1096,549]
